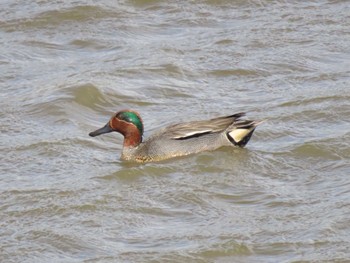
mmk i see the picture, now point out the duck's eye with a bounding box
[115,112,122,119]
[115,112,130,122]
[114,111,143,134]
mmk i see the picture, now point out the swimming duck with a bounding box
[89,110,262,163]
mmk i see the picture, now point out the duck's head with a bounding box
[89,110,144,147]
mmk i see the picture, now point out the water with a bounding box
[1,0,350,262]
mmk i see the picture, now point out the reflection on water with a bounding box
[1,0,350,262]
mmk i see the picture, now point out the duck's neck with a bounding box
[109,116,143,148]
[118,123,142,148]
[123,130,142,148]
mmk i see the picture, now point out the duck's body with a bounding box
[89,110,262,163]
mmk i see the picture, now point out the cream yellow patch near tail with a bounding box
[228,128,254,143]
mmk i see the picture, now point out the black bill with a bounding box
[89,123,113,137]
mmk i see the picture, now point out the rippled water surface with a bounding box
[1,0,350,262]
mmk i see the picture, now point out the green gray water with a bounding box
[1,1,350,262]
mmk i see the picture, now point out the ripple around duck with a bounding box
[101,164,177,181]
[278,94,350,108]
[194,240,252,257]
[67,83,111,109]
[1,190,110,261]
[23,83,152,126]
[69,83,159,109]
[291,143,343,161]
[1,5,124,32]
[206,68,263,77]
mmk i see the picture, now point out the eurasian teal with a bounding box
[89,110,262,163]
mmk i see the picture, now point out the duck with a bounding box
[89,110,263,163]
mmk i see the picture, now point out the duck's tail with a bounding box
[226,120,264,147]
